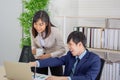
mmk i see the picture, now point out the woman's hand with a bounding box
[32,48,36,55]
[37,54,51,59]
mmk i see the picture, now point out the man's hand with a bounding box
[28,62,37,67]
[46,76,68,80]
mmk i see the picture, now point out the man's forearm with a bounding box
[60,77,69,80]
[46,76,69,80]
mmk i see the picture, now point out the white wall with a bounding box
[49,0,79,16]
[0,0,22,65]
[49,0,120,44]
[77,0,120,28]
[78,0,120,18]
[49,0,79,43]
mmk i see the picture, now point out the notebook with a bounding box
[4,61,47,80]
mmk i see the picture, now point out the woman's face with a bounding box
[34,19,46,33]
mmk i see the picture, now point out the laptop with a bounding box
[4,61,33,80]
[4,61,47,80]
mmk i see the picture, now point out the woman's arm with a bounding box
[50,28,66,57]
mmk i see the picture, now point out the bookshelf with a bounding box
[73,18,120,62]
[74,27,120,50]
[88,48,120,54]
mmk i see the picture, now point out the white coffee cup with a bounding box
[36,48,44,56]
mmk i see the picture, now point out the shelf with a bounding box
[62,17,120,56]
[55,16,120,19]
[88,48,120,54]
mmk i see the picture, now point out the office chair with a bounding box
[96,58,105,80]
[19,46,35,63]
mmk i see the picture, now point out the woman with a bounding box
[31,10,66,76]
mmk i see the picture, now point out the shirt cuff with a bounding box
[36,61,40,67]
[68,77,71,80]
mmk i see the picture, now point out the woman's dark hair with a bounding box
[32,10,55,39]
[67,31,87,47]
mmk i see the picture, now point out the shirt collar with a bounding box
[76,50,87,60]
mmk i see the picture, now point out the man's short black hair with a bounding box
[67,31,87,47]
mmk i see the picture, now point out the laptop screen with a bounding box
[4,61,48,80]
[4,61,33,80]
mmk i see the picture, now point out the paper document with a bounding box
[33,74,48,80]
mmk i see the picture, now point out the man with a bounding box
[29,31,101,80]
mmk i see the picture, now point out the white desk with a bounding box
[0,66,48,80]
[0,66,8,80]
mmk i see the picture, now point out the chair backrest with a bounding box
[96,58,105,80]
[19,46,35,63]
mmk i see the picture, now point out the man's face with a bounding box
[67,39,82,56]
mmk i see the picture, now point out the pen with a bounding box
[34,65,36,78]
